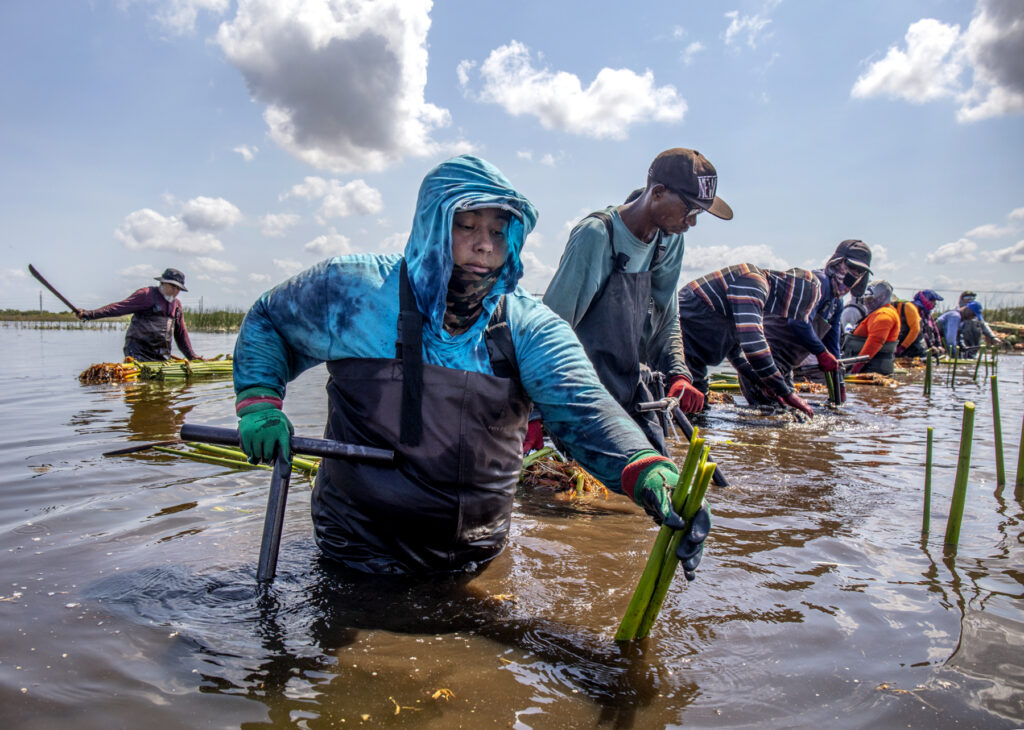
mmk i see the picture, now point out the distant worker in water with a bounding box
[75,268,203,362]
[841,280,899,375]
[955,292,1000,357]
[230,155,710,577]
[677,263,821,418]
[738,239,871,407]
[897,289,944,358]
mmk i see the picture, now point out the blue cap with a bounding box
[920,289,943,302]
[966,301,983,317]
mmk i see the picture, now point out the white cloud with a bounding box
[985,239,1024,262]
[852,0,1024,122]
[248,272,272,283]
[461,40,686,140]
[965,223,1014,238]
[1,268,29,286]
[378,230,409,253]
[216,0,452,172]
[154,0,230,34]
[868,243,899,273]
[516,150,533,161]
[272,258,305,276]
[539,153,558,167]
[926,237,978,263]
[723,1,779,49]
[682,41,706,65]
[1009,206,1024,221]
[193,256,237,273]
[304,231,353,257]
[180,196,242,230]
[681,244,789,275]
[233,144,258,161]
[115,208,225,254]
[118,264,156,278]
[260,213,301,237]
[284,176,383,222]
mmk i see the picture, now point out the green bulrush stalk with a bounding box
[521,446,560,470]
[923,352,932,396]
[944,402,976,548]
[188,442,319,475]
[991,376,1005,485]
[972,347,983,381]
[152,446,269,470]
[923,427,933,534]
[824,371,838,405]
[951,353,958,390]
[636,457,715,639]
[1016,412,1024,489]
[615,433,705,642]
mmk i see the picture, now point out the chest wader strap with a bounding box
[484,296,518,381]
[396,260,424,446]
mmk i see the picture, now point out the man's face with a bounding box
[830,260,866,296]
[451,208,509,274]
[651,186,700,235]
[158,282,181,298]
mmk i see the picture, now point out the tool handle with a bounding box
[180,424,394,463]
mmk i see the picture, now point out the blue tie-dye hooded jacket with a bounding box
[233,155,651,490]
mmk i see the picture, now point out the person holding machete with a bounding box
[231,155,710,577]
[75,267,204,362]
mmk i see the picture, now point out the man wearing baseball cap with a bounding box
[76,267,203,362]
[539,148,732,455]
[738,239,871,406]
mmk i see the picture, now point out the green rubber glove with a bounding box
[622,450,687,530]
[238,405,293,465]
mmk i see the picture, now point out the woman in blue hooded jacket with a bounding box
[232,155,709,576]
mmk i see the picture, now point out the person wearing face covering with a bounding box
[74,267,202,362]
[897,290,945,358]
[231,155,710,576]
[737,240,871,407]
[841,280,900,374]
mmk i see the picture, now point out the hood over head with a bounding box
[403,155,538,337]
[863,280,893,313]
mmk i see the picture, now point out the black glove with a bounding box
[675,503,711,581]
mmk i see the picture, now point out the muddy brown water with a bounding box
[1,323,1022,729]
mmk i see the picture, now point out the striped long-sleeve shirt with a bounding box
[684,264,821,396]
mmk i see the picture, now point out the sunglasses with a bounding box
[682,199,704,221]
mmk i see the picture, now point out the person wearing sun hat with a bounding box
[76,267,202,362]
[540,147,733,455]
[738,239,871,406]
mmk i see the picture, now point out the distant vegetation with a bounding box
[0,308,246,332]
[985,306,1024,324]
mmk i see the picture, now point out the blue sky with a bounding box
[2,0,1022,313]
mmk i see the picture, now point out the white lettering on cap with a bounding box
[697,175,717,200]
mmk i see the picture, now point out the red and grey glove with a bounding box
[666,374,705,413]
[778,391,814,418]
[620,450,687,529]
[815,351,838,372]
[522,419,544,454]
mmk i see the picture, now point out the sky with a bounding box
[2,0,1023,314]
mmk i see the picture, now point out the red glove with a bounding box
[522,419,544,454]
[849,362,866,375]
[779,391,814,418]
[815,351,838,372]
[667,375,705,413]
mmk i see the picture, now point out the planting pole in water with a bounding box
[616,434,704,642]
[1016,411,1024,489]
[923,427,933,534]
[180,423,394,582]
[944,402,975,549]
[991,375,1005,485]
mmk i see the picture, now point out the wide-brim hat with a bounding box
[155,268,188,292]
[648,148,733,220]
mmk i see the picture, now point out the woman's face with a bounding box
[451,208,510,274]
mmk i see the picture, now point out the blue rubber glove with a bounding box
[621,451,687,530]
[676,502,711,581]
[238,405,293,465]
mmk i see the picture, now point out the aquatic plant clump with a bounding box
[519,448,609,500]
[79,356,233,383]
